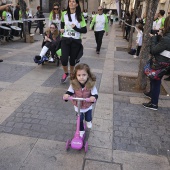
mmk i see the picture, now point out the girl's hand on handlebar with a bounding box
[63,94,70,100]
[89,96,96,102]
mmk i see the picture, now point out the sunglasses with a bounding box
[53,8,59,10]
[50,27,56,29]
[98,9,103,11]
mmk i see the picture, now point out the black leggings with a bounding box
[42,41,57,58]
[94,30,105,52]
[61,39,81,66]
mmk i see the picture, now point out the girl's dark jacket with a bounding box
[150,32,170,62]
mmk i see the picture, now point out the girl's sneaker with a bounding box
[80,131,85,138]
[133,55,138,58]
[86,121,92,129]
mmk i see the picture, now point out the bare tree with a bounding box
[136,0,159,89]
[127,0,140,52]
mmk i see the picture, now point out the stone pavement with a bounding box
[0,23,170,170]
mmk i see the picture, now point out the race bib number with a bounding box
[66,29,76,37]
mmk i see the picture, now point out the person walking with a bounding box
[133,24,143,58]
[90,6,108,54]
[48,3,61,31]
[143,16,170,110]
[60,0,87,83]
[83,9,88,23]
[63,63,98,137]
[0,3,13,62]
[124,12,132,41]
[26,7,32,34]
[34,6,41,34]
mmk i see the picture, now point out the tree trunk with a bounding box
[136,0,159,90]
[127,0,140,52]
[18,0,28,42]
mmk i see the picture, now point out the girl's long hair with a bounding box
[52,3,61,20]
[67,0,82,22]
[71,63,96,81]
[163,16,170,36]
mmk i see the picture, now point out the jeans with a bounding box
[80,109,92,131]
[149,78,162,105]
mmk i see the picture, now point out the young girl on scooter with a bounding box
[63,63,98,137]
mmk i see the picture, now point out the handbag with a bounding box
[144,58,170,80]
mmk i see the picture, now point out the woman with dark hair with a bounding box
[143,16,170,110]
[49,3,61,31]
[34,23,60,63]
[60,0,87,83]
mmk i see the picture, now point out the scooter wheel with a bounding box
[84,141,88,152]
[66,139,70,150]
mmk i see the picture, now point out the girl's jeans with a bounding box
[80,109,92,131]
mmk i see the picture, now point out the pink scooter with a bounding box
[65,97,91,152]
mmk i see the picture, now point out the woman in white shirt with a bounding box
[60,0,87,83]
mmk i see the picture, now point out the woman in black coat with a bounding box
[143,16,170,110]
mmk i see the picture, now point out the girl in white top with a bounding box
[134,24,143,58]
[49,3,61,30]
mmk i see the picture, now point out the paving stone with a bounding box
[84,160,121,170]
[113,150,170,170]
[0,91,77,142]
[113,102,170,156]
[0,63,35,83]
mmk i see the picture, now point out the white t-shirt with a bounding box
[154,18,162,30]
[67,84,98,113]
[83,12,88,19]
[94,14,105,31]
[6,12,12,23]
[49,14,61,30]
[136,30,143,46]
[63,13,81,39]
[110,14,114,19]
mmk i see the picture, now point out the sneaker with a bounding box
[133,55,138,58]
[80,131,85,138]
[35,55,41,60]
[61,73,69,83]
[0,59,3,62]
[142,102,158,111]
[96,51,100,54]
[48,57,54,62]
[86,121,92,129]
[143,92,151,99]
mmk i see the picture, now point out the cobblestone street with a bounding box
[0,23,170,170]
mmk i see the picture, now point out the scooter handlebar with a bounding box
[63,96,96,102]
